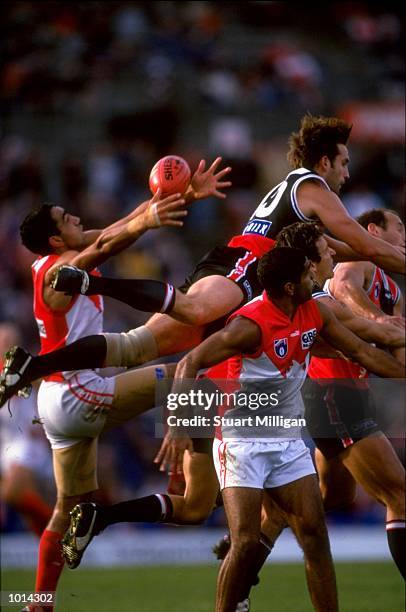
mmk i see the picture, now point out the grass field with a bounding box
[2,563,404,612]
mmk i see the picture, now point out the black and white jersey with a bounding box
[243,167,329,239]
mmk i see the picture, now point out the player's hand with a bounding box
[144,189,187,229]
[154,430,194,475]
[187,157,232,201]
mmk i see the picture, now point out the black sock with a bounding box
[85,276,176,314]
[386,521,406,579]
[27,336,107,382]
[100,494,173,528]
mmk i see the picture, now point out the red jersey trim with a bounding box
[227,234,275,258]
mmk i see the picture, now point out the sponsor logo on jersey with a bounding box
[301,328,317,349]
[243,218,272,236]
[36,318,46,338]
[243,279,253,301]
[274,338,288,358]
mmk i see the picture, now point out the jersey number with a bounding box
[250,180,288,220]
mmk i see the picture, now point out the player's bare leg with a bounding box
[169,275,244,326]
[28,438,99,612]
[216,487,263,612]
[339,433,406,578]
[145,314,205,356]
[314,449,357,511]
[268,475,338,612]
[169,449,219,524]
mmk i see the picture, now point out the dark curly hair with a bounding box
[276,222,324,263]
[287,114,352,170]
[258,247,308,298]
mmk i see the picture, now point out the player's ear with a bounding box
[366,222,380,237]
[284,281,295,297]
[319,155,331,171]
[49,234,64,249]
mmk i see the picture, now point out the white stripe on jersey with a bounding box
[290,172,330,222]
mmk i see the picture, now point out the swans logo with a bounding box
[274,338,288,358]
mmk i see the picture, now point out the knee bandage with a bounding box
[103,325,158,368]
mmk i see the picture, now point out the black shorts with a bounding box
[303,378,380,460]
[179,245,262,303]
[178,245,263,337]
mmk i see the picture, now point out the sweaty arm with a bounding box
[329,262,405,327]
[316,301,405,378]
[324,235,369,263]
[298,182,405,274]
[173,316,261,384]
[43,191,186,309]
[318,295,405,348]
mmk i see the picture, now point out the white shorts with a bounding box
[38,371,116,449]
[213,438,315,490]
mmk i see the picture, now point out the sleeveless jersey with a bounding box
[214,293,323,439]
[32,255,103,382]
[228,168,329,257]
[309,267,400,381]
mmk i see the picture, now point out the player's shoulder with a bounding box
[333,259,374,282]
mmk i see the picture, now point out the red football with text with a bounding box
[149,155,191,196]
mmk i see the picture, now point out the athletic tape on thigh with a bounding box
[103,325,158,367]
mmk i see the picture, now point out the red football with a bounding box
[149,155,191,196]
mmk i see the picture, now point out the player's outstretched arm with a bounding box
[43,191,187,310]
[184,157,232,203]
[329,262,405,328]
[68,190,187,272]
[174,316,261,383]
[317,301,405,378]
[321,296,405,348]
[300,183,405,274]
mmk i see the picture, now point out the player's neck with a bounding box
[270,296,298,320]
[314,270,327,288]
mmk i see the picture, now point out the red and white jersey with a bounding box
[309,266,400,382]
[32,254,103,382]
[214,292,323,439]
